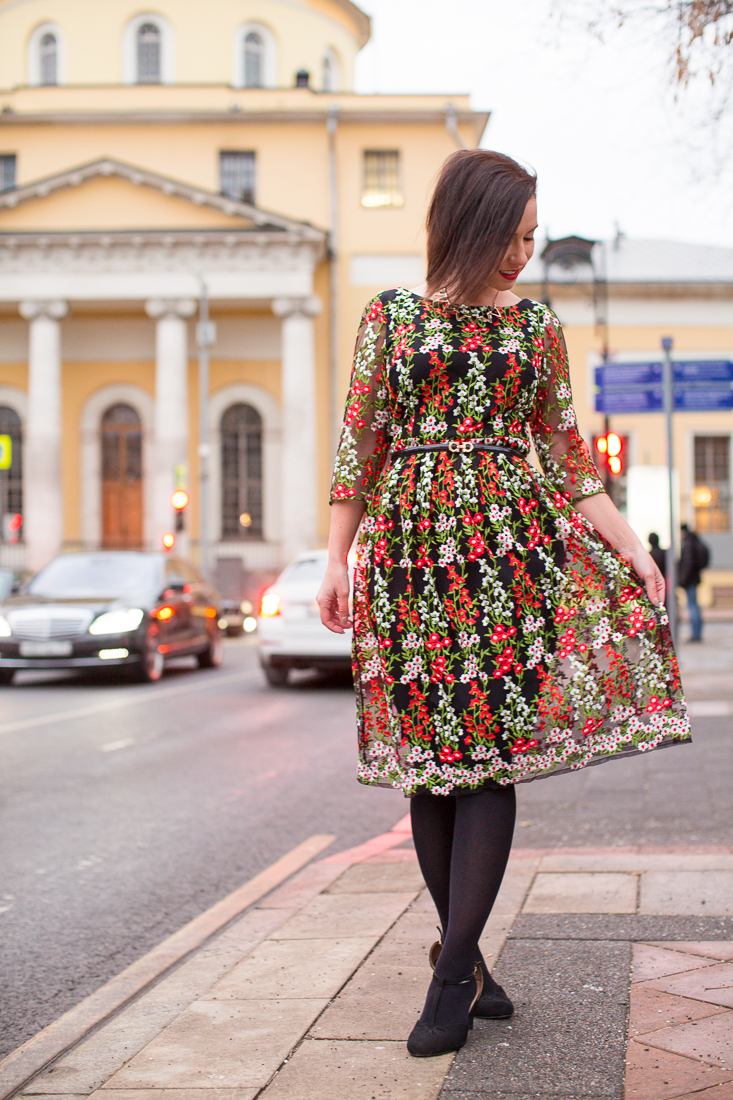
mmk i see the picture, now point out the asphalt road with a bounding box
[2,631,730,1058]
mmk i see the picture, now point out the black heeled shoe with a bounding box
[429,934,514,1020]
[407,964,483,1058]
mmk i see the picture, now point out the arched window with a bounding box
[40,32,57,85]
[137,22,161,84]
[322,47,340,93]
[244,31,264,87]
[0,406,22,544]
[101,404,143,549]
[221,404,263,539]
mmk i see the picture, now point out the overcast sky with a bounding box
[354,0,733,249]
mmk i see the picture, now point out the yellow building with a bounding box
[0,0,487,580]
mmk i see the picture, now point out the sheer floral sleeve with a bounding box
[529,309,605,502]
[330,296,391,504]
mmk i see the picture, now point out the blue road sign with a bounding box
[594,361,733,414]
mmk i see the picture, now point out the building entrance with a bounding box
[101,404,143,549]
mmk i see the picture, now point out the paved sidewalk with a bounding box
[4,817,733,1100]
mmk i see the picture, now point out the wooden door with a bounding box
[102,404,143,549]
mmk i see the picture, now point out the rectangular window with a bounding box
[694,434,730,532]
[219,151,256,205]
[0,155,16,194]
[362,150,403,209]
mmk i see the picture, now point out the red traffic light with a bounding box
[171,490,189,511]
[594,433,625,476]
[162,532,176,550]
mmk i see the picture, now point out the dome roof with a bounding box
[0,0,370,92]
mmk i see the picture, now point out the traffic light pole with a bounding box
[662,336,678,647]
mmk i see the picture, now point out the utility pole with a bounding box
[197,281,216,580]
[662,335,678,646]
[327,103,340,457]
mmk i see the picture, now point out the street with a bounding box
[1,630,730,1060]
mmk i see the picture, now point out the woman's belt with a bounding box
[391,440,524,457]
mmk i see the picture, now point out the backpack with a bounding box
[693,535,710,571]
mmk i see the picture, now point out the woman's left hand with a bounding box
[623,546,666,608]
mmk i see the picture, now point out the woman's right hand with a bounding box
[317,561,352,633]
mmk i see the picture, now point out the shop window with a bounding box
[362,150,403,208]
[137,22,161,84]
[0,155,16,194]
[0,406,22,543]
[219,150,256,204]
[693,435,730,532]
[102,404,143,549]
[221,403,263,539]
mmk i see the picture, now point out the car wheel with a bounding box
[197,635,223,668]
[262,659,290,687]
[0,669,15,685]
[132,633,164,683]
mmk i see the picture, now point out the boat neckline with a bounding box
[404,290,532,310]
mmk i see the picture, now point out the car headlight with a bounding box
[89,608,145,635]
[0,615,10,637]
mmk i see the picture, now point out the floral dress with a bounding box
[330,289,690,796]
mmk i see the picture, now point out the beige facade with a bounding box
[0,0,487,578]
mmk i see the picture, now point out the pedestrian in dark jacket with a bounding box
[677,524,710,642]
[648,533,666,575]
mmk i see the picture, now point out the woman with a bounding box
[317,149,690,1059]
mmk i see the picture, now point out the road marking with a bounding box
[0,668,260,738]
[0,832,336,1100]
[101,738,135,753]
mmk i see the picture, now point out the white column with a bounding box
[272,296,321,562]
[19,299,68,572]
[146,299,196,550]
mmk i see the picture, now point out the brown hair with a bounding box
[426,149,536,304]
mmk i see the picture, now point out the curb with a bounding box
[0,833,336,1100]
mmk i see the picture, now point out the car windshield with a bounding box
[28,554,162,599]
[283,557,327,583]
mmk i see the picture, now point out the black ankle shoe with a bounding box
[429,936,513,1020]
[407,966,483,1059]
[474,962,514,1019]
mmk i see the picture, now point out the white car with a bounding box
[258,549,352,686]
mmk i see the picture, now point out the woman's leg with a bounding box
[435,785,516,981]
[409,792,456,934]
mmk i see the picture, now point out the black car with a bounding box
[0,551,224,685]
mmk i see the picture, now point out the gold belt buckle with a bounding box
[448,439,475,453]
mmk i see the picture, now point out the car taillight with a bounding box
[205,607,217,618]
[260,593,280,616]
[156,606,175,621]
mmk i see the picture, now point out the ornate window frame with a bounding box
[208,384,280,550]
[232,22,278,89]
[28,22,66,86]
[122,13,175,86]
[80,385,155,549]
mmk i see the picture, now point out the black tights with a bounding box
[410,785,516,982]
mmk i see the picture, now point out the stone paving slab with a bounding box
[266,892,418,940]
[261,1040,452,1099]
[202,938,377,1002]
[308,964,425,1041]
[640,872,733,915]
[101,1000,328,1091]
[523,872,638,913]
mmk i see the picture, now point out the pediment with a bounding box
[0,158,324,240]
